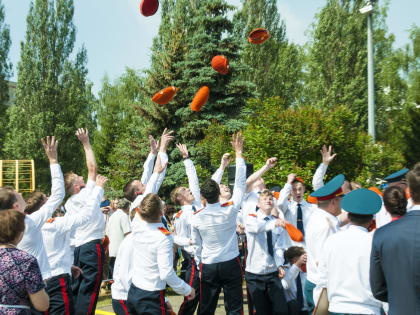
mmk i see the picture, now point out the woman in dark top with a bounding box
[0,209,49,314]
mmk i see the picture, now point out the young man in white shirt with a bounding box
[63,128,104,315]
[0,136,64,282]
[127,193,194,314]
[191,132,246,315]
[315,189,383,315]
[243,189,289,315]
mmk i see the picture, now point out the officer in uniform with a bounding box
[304,174,345,312]
[315,189,383,315]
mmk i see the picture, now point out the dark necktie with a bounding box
[162,216,168,229]
[296,272,304,309]
[297,204,305,236]
[264,217,274,256]
[192,205,196,211]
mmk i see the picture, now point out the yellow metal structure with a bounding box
[0,160,35,193]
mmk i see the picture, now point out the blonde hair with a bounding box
[170,187,183,206]
[258,189,274,200]
[64,172,78,195]
[139,193,162,222]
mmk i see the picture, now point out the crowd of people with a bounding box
[0,126,419,315]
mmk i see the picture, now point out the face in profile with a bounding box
[219,184,231,200]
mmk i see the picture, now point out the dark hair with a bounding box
[123,180,139,202]
[117,198,131,211]
[139,193,162,222]
[200,179,220,204]
[284,246,305,264]
[407,163,420,204]
[348,213,373,225]
[0,210,25,243]
[383,186,407,216]
[25,190,45,214]
[52,208,65,218]
[0,187,17,211]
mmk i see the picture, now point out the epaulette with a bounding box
[158,227,171,235]
[193,207,204,215]
[248,213,257,218]
[135,207,141,216]
[221,201,233,207]
[175,210,183,219]
[46,218,55,223]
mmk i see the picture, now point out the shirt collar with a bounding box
[206,202,221,209]
[181,204,194,211]
[348,224,369,232]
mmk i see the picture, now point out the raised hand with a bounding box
[41,136,59,164]
[295,253,307,267]
[149,135,159,155]
[159,128,175,152]
[231,132,244,158]
[321,144,337,165]
[287,173,297,184]
[154,154,168,174]
[266,157,277,169]
[75,128,90,146]
[176,143,189,159]
[220,153,232,169]
[96,175,108,188]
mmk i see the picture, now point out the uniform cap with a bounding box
[384,168,409,183]
[190,86,210,112]
[211,55,229,75]
[341,188,382,215]
[307,195,318,204]
[152,86,178,105]
[140,0,159,17]
[368,186,383,197]
[285,223,304,242]
[310,174,345,200]
[248,28,270,44]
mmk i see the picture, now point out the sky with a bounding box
[3,0,419,95]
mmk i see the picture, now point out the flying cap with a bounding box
[190,86,209,112]
[152,86,178,105]
[384,168,409,183]
[310,174,345,200]
[140,0,159,17]
[341,188,382,215]
[368,186,383,197]
[211,55,229,75]
[248,28,270,44]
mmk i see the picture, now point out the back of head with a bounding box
[383,186,407,216]
[64,172,77,195]
[0,209,25,244]
[0,187,17,211]
[200,179,220,204]
[25,190,45,215]
[117,198,131,211]
[139,193,162,223]
[123,180,139,202]
[407,163,420,204]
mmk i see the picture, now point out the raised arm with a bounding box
[154,129,174,192]
[141,135,158,185]
[277,173,297,213]
[29,136,65,228]
[144,153,168,196]
[76,128,97,181]
[245,157,277,193]
[211,153,231,184]
[312,145,336,191]
[177,143,201,204]
[231,133,247,208]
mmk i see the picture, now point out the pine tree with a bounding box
[232,0,303,105]
[4,0,95,189]
[0,0,12,156]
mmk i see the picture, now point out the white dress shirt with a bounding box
[315,225,382,315]
[305,207,340,285]
[243,210,286,274]
[42,185,104,278]
[111,233,134,300]
[191,158,246,264]
[131,220,191,296]
[173,205,195,251]
[375,203,391,228]
[18,164,64,280]
[106,209,131,257]
[65,179,104,247]
[281,264,309,311]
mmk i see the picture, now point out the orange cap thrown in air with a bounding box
[190,86,210,112]
[152,86,178,105]
[248,28,270,44]
[211,55,229,75]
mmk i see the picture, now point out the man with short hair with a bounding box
[370,163,420,315]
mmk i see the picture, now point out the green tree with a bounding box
[4,0,95,189]
[0,0,12,155]
[233,0,303,105]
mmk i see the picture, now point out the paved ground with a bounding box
[95,287,250,315]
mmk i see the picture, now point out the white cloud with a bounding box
[277,2,308,45]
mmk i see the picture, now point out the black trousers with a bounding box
[180,249,191,281]
[31,274,75,315]
[245,271,288,315]
[112,299,130,315]
[72,239,105,315]
[109,256,116,279]
[127,284,167,315]
[199,256,243,315]
[178,257,200,315]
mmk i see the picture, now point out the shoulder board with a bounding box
[158,227,171,235]
[221,201,233,207]
[193,207,204,215]
[248,213,257,218]
[46,218,55,223]
[175,210,183,219]
[272,215,278,219]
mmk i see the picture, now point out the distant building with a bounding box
[6,80,17,106]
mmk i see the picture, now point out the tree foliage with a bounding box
[3,0,95,189]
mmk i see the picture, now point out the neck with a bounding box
[0,243,17,248]
[220,197,229,204]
